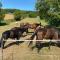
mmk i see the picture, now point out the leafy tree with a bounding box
[48,13,60,26]
[0,2,5,22]
[14,10,21,21]
[36,0,49,19]
[0,2,6,26]
[29,12,37,18]
[36,0,60,26]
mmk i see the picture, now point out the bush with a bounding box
[14,15,21,21]
[29,12,37,18]
[0,13,5,26]
[48,13,60,27]
[0,20,7,26]
[14,10,21,21]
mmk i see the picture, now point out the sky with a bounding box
[1,0,36,11]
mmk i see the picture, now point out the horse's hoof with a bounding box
[16,42,19,45]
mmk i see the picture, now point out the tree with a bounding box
[14,10,21,21]
[36,0,49,19]
[29,12,37,18]
[35,0,60,26]
[0,2,6,26]
[0,1,5,22]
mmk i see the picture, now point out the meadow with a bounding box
[0,18,60,60]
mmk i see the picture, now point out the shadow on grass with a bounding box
[30,42,60,53]
[0,22,7,26]
[3,41,24,49]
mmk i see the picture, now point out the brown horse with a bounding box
[56,28,60,39]
[44,26,58,39]
[28,25,45,47]
[28,23,43,31]
[19,22,41,33]
[28,25,59,52]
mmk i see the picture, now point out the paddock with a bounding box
[1,36,60,60]
[0,18,60,60]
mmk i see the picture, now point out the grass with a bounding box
[3,41,60,60]
[39,19,48,26]
[0,17,60,60]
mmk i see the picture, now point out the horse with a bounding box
[0,25,29,48]
[44,25,58,39]
[28,23,42,31]
[28,25,59,52]
[56,28,60,39]
[17,23,31,35]
[28,25,45,46]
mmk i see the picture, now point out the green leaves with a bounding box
[36,0,49,19]
[35,0,60,27]
[14,10,21,21]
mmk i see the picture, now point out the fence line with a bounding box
[2,40,60,42]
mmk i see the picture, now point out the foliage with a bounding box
[14,10,21,21]
[28,12,37,18]
[36,0,60,26]
[0,20,7,26]
[0,1,5,25]
[48,13,60,26]
[36,0,49,19]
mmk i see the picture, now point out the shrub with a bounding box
[48,13,60,27]
[14,10,21,21]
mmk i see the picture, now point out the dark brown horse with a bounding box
[0,25,29,48]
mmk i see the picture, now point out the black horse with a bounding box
[0,25,28,48]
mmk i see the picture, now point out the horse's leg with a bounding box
[28,41,33,47]
[28,32,36,47]
[1,35,7,49]
[48,41,51,50]
[3,41,6,48]
[35,31,44,53]
[26,28,28,34]
[1,38,7,49]
[36,41,42,53]
[16,32,21,45]
[16,37,20,45]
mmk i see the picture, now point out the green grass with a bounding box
[39,19,48,26]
